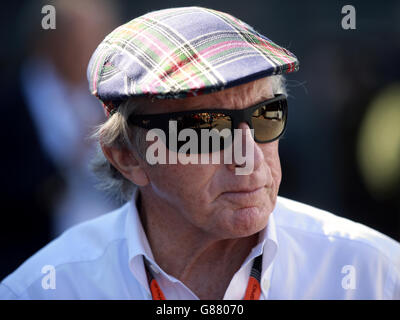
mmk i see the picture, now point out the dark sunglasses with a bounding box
[128,94,288,153]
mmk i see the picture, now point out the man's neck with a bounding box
[137,190,260,300]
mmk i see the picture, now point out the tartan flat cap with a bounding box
[87,6,299,116]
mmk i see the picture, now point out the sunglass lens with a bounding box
[167,113,232,154]
[251,101,286,142]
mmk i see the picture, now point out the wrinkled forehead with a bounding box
[132,77,273,115]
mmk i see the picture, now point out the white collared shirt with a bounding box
[1,190,399,299]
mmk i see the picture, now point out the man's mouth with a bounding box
[222,186,264,194]
[220,186,265,204]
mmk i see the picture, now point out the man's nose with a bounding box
[226,122,264,174]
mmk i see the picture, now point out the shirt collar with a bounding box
[125,188,155,292]
[260,207,279,297]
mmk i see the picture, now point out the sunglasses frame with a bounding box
[128,94,288,144]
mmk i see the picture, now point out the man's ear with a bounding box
[101,144,149,187]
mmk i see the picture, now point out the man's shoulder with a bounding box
[274,196,400,262]
[1,202,130,298]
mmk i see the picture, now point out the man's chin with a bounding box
[220,205,271,238]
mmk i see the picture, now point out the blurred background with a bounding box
[0,0,399,279]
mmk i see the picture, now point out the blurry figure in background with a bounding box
[21,0,121,235]
[0,0,120,278]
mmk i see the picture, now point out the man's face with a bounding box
[134,77,282,239]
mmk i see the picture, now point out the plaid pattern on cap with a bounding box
[87,6,299,116]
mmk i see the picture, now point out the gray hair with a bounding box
[90,75,287,203]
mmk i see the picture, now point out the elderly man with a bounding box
[1,7,399,300]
